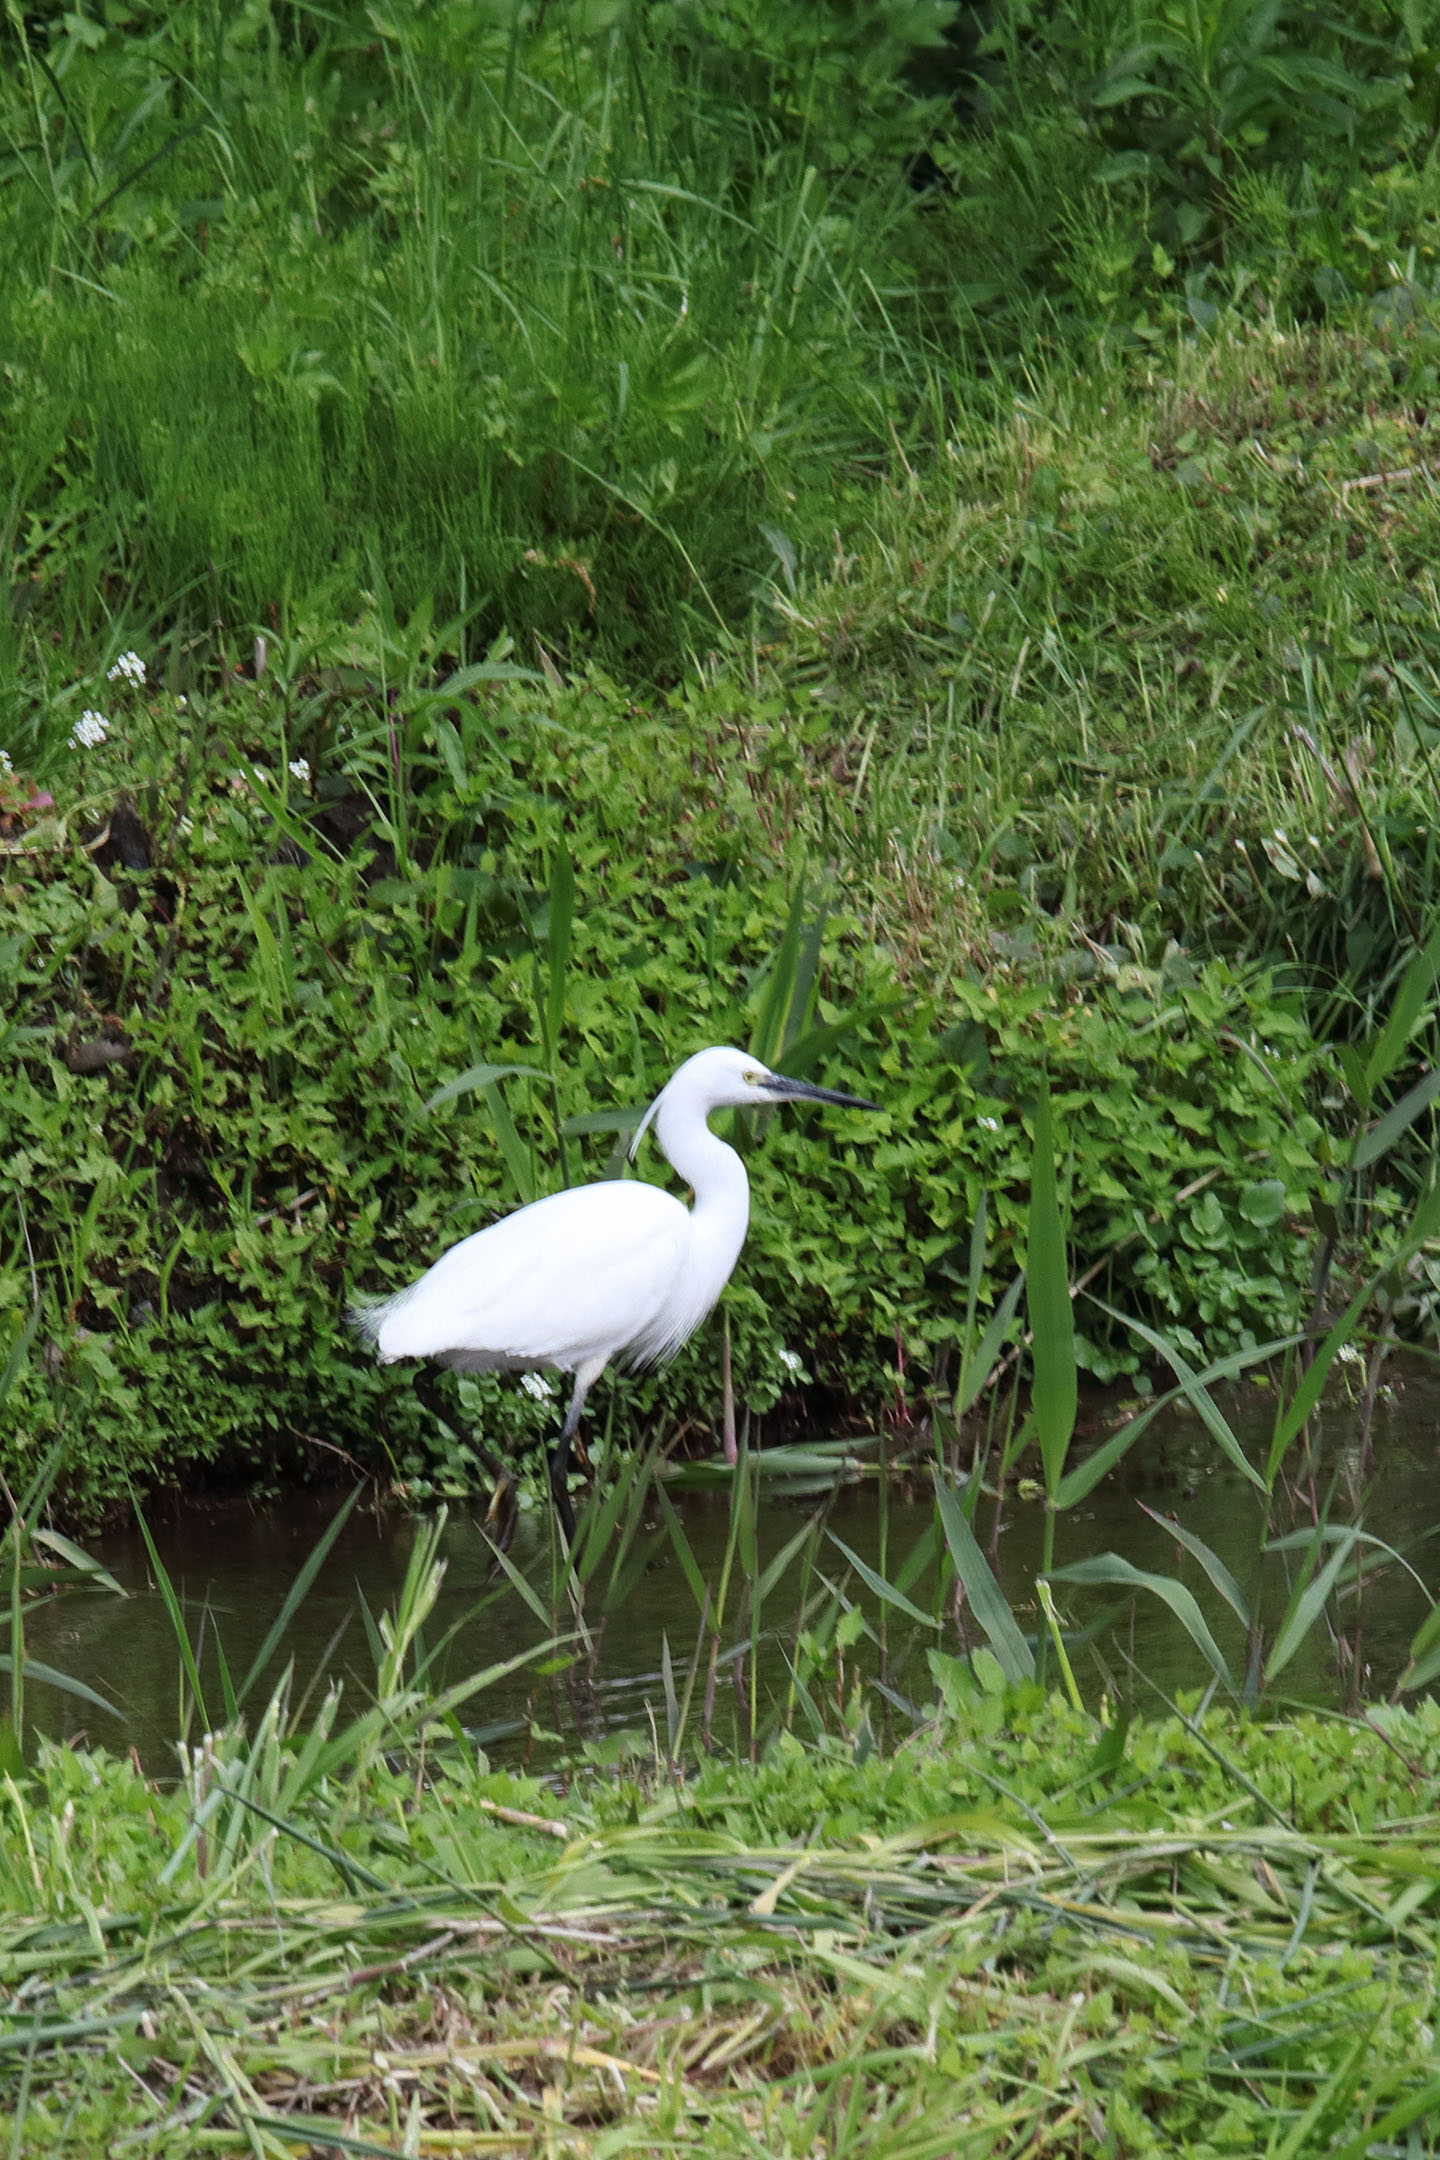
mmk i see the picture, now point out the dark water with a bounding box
[22,1361,1440,1769]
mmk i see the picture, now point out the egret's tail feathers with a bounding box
[346,1294,397,1358]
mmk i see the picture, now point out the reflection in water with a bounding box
[23,1362,1440,1770]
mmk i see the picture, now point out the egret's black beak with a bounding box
[761,1074,880,1112]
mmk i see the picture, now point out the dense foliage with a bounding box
[2,656,1329,1508]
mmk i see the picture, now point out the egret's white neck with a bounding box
[656,1098,750,1233]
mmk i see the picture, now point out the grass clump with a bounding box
[2,1666,1438,2155]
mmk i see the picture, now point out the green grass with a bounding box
[0,0,956,678]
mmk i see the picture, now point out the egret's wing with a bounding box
[373,1180,690,1370]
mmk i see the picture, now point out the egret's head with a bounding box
[629,1045,878,1160]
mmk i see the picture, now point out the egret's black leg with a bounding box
[548,1378,592,1548]
[412,1366,517,1542]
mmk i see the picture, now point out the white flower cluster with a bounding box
[288,757,311,784]
[0,749,12,775]
[520,1372,554,1400]
[107,650,146,687]
[70,711,109,750]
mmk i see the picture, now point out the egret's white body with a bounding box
[350,1045,876,1537]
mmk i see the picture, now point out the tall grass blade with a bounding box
[1266,1278,1373,1484]
[1362,913,1440,1097]
[1264,1529,1359,1684]
[1351,1064,1440,1169]
[1049,1554,1233,1685]
[1397,1598,1440,1692]
[423,1060,544,1112]
[236,1484,365,1711]
[755,1514,823,1607]
[955,1270,1025,1422]
[29,1531,125,1597]
[655,1485,707,1616]
[132,1503,209,1730]
[0,1657,118,1720]
[828,1535,939,1629]
[1326,2077,1440,2160]
[750,882,808,1067]
[1084,1294,1268,1492]
[932,1471,1035,1682]
[480,1077,535,1206]
[478,1531,553,1629]
[543,844,573,1067]
[1137,1504,1252,1628]
[1027,1088,1076,1499]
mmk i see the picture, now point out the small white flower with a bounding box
[1337,1342,1364,1366]
[70,710,109,749]
[177,694,188,709]
[288,757,311,784]
[978,1115,1001,1132]
[0,749,12,774]
[106,650,146,686]
[777,1347,803,1375]
[520,1372,553,1400]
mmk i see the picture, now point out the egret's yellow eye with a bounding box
[743,1069,758,1085]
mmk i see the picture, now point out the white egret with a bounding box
[350,1045,878,1540]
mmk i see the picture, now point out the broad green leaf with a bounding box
[932,1472,1034,1682]
[434,715,466,791]
[437,659,539,692]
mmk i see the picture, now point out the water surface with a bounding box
[24,1361,1440,1769]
